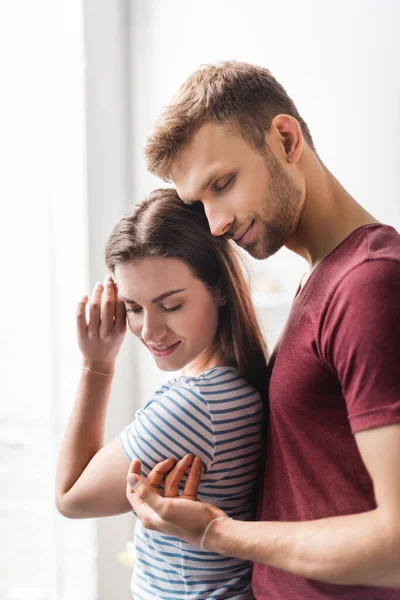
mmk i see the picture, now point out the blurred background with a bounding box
[0,1,399,599]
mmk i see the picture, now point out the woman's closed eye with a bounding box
[125,306,142,314]
[125,304,183,314]
[163,303,183,313]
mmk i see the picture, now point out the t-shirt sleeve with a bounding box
[320,259,400,434]
[119,383,215,476]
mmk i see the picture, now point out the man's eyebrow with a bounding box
[199,168,220,193]
[118,289,186,305]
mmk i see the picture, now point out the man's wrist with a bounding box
[206,515,238,555]
[200,516,231,551]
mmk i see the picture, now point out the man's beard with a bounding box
[246,148,302,260]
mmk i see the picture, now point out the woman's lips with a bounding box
[149,341,181,357]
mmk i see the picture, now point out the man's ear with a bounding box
[268,114,303,165]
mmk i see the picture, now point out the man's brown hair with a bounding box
[145,60,315,181]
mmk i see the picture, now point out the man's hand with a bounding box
[126,454,227,547]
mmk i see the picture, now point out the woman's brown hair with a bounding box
[105,188,268,398]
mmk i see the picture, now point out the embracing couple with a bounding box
[56,61,400,599]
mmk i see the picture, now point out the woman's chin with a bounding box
[154,356,183,372]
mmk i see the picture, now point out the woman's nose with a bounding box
[140,312,166,344]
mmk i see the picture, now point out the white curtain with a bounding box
[0,2,96,599]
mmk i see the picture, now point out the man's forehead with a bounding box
[172,125,240,200]
[173,160,226,202]
[172,127,221,173]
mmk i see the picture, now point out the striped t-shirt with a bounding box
[120,365,263,600]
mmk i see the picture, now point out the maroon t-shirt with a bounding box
[253,224,400,599]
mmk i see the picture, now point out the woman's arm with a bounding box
[55,276,131,518]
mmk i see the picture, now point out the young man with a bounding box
[126,61,400,598]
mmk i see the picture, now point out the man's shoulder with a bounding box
[328,224,400,302]
[301,224,400,304]
[332,223,400,270]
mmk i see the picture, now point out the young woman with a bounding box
[56,188,268,600]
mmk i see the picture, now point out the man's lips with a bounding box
[233,221,255,247]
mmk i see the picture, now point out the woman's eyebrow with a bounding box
[117,295,138,305]
[118,289,186,305]
[151,289,186,303]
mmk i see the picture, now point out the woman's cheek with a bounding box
[127,315,142,338]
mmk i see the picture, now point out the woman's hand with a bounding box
[77,275,126,373]
[126,455,228,548]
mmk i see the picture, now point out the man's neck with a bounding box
[286,161,379,269]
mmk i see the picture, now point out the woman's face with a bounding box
[114,257,221,374]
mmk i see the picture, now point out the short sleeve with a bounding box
[320,259,400,433]
[119,383,215,476]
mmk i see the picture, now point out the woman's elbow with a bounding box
[55,492,82,519]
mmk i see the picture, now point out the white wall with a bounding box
[129,0,400,383]
[0,2,97,599]
[130,0,400,225]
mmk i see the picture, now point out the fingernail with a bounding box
[128,476,139,490]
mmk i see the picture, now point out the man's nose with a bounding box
[204,205,234,237]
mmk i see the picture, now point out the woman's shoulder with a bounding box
[177,366,258,402]
[145,366,259,412]
[177,366,238,391]
[149,367,243,408]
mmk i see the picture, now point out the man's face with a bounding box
[172,123,303,259]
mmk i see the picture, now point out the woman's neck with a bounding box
[180,346,222,378]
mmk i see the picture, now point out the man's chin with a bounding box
[246,241,281,260]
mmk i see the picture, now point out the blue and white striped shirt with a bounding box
[120,366,263,600]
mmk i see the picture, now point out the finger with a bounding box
[114,281,127,330]
[101,275,116,331]
[128,459,142,477]
[126,460,142,500]
[127,474,166,515]
[183,456,203,498]
[88,282,103,333]
[125,478,164,532]
[147,458,176,489]
[129,474,208,534]
[164,454,194,497]
[76,295,89,336]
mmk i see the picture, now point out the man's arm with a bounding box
[127,422,400,588]
[207,422,400,587]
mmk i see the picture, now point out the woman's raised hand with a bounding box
[77,275,126,373]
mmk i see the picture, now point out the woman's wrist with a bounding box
[81,359,116,375]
